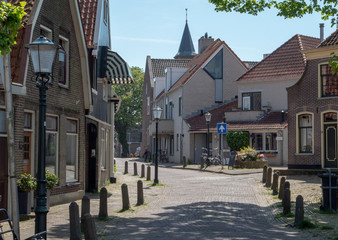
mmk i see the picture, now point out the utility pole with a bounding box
[3,53,20,238]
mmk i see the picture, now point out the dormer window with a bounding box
[58,35,69,87]
[320,64,338,97]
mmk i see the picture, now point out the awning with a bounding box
[106,50,133,84]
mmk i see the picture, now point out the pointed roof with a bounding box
[174,21,196,59]
[319,29,338,47]
[150,58,190,78]
[237,34,320,82]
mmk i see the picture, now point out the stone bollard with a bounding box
[294,195,304,226]
[69,202,81,240]
[81,195,90,232]
[98,187,108,219]
[83,213,97,240]
[134,162,138,176]
[272,172,279,195]
[200,156,204,170]
[121,184,130,211]
[141,164,145,178]
[124,161,128,174]
[283,181,291,215]
[265,167,272,188]
[262,165,268,183]
[146,166,151,181]
[183,156,187,168]
[137,180,144,206]
[278,177,286,199]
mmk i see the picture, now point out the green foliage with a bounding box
[209,0,338,27]
[320,225,334,230]
[226,131,249,151]
[112,66,143,156]
[45,170,59,190]
[17,173,36,191]
[330,53,338,75]
[296,219,317,229]
[0,1,26,55]
[238,146,264,161]
[275,212,295,218]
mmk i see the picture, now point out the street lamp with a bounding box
[152,106,162,184]
[205,112,211,158]
[25,35,60,236]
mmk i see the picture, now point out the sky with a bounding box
[110,0,337,70]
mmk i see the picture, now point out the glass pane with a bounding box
[66,135,77,182]
[266,133,277,150]
[300,128,312,152]
[215,79,223,102]
[253,134,263,150]
[0,110,6,133]
[252,92,261,110]
[299,115,312,127]
[67,119,77,133]
[324,112,337,122]
[242,96,250,110]
[204,50,223,79]
[24,112,32,129]
[46,116,57,131]
[46,132,57,174]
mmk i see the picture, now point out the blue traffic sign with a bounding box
[217,123,227,134]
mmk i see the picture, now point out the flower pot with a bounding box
[18,191,32,214]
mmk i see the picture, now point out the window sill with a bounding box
[66,182,80,186]
[318,96,338,100]
[58,83,69,89]
[92,89,98,95]
[295,152,314,156]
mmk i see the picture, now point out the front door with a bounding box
[323,112,338,168]
[87,124,97,192]
[0,137,8,209]
[194,134,207,164]
[23,132,32,174]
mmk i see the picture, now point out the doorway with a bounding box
[194,133,207,164]
[87,124,97,192]
[23,132,32,174]
[323,112,338,168]
[0,137,8,209]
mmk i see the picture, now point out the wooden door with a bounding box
[324,124,338,168]
[0,137,8,209]
[23,132,32,174]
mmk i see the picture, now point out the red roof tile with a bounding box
[237,35,320,82]
[187,102,287,132]
[169,39,247,92]
[77,0,98,48]
[319,29,338,47]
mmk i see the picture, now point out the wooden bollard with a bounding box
[272,172,279,195]
[137,180,144,206]
[141,164,145,178]
[294,195,304,225]
[81,195,90,232]
[69,202,81,240]
[278,177,286,199]
[183,156,187,168]
[265,167,272,188]
[283,181,291,215]
[134,162,138,176]
[124,161,128,174]
[121,184,130,211]
[83,213,97,240]
[98,187,108,218]
[146,166,151,181]
[200,156,204,170]
[262,166,268,183]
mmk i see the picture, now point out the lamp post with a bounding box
[152,106,162,184]
[25,36,60,236]
[205,112,211,158]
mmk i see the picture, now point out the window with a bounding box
[169,102,174,120]
[147,97,150,115]
[252,133,263,150]
[320,64,338,97]
[176,134,179,151]
[0,109,6,134]
[242,92,261,110]
[170,135,174,156]
[179,97,182,116]
[215,79,223,102]
[265,133,277,151]
[101,128,107,169]
[103,0,109,25]
[40,25,52,39]
[204,50,223,79]
[58,36,69,86]
[66,119,78,182]
[24,112,32,129]
[46,115,58,175]
[298,114,312,153]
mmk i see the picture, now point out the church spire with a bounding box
[174,9,196,59]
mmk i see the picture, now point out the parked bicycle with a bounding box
[159,150,168,163]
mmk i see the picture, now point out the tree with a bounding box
[226,131,250,151]
[112,66,143,157]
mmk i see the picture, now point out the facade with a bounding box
[288,29,338,169]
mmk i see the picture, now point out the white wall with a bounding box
[165,67,188,92]
[153,77,165,99]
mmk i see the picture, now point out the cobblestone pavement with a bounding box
[19,158,335,239]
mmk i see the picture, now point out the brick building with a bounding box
[288,29,338,169]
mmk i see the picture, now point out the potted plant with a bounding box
[17,173,36,214]
[45,170,59,208]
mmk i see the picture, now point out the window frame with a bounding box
[58,35,70,88]
[46,114,59,176]
[242,92,261,111]
[296,112,314,154]
[66,118,78,182]
[319,63,338,98]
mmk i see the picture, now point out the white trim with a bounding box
[66,117,79,182]
[85,115,111,128]
[93,0,103,47]
[296,112,314,154]
[46,114,59,176]
[24,110,35,175]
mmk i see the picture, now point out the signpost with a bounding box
[217,123,227,134]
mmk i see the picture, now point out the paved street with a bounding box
[20,158,314,239]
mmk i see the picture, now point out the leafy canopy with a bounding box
[112,66,143,155]
[209,0,338,27]
[0,1,26,55]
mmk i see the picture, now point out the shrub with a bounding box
[45,170,59,190]
[17,173,36,192]
[238,147,265,161]
[226,131,249,151]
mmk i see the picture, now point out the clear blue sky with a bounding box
[110,0,336,70]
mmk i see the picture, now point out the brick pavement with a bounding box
[19,158,320,239]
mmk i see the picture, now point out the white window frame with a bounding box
[296,112,314,155]
[242,96,251,110]
[24,110,35,175]
[46,114,59,176]
[58,35,70,88]
[66,117,79,182]
[40,25,52,39]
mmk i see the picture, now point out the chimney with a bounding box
[320,23,324,42]
[198,32,214,54]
